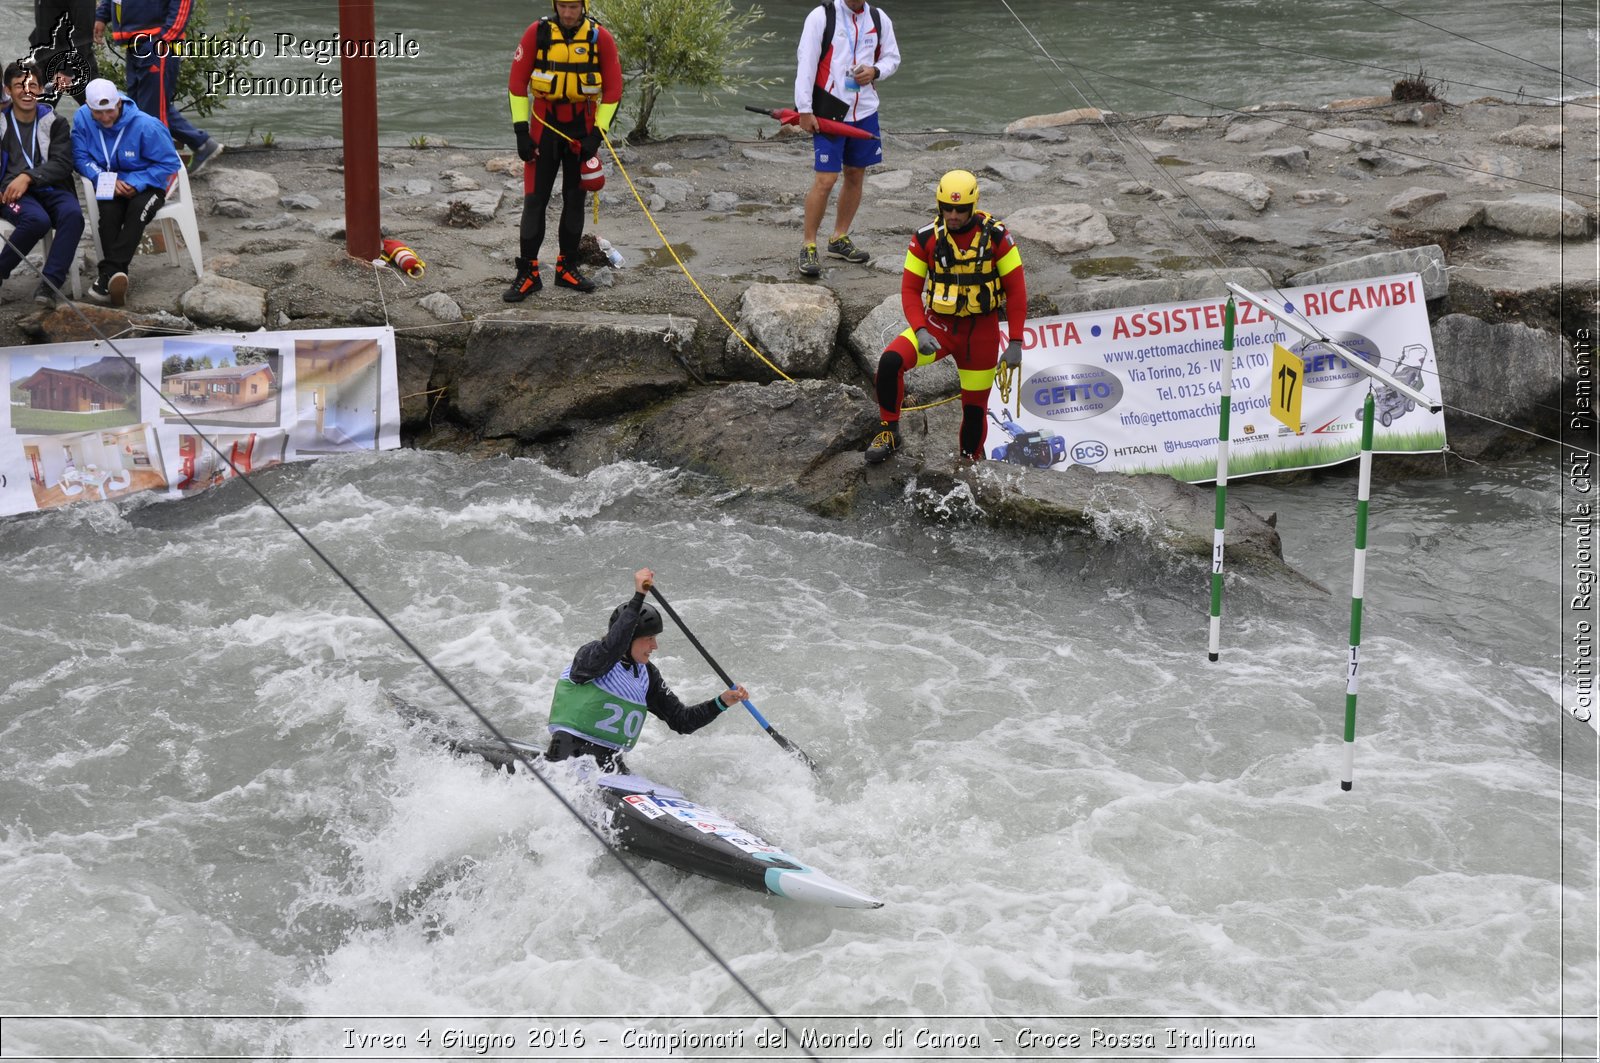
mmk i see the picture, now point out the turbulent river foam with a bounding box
[0,450,1592,1059]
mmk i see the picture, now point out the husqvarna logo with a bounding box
[1072,440,1107,464]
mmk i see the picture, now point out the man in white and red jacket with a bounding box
[792,0,900,279]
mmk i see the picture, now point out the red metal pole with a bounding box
[338,0,381,262]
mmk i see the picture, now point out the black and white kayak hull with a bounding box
[388,695,882,909]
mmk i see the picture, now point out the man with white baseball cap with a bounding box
[69,76,179,306]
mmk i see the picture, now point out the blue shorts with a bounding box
[812,111,882,172]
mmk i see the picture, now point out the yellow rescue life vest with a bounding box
[527,16,604,103]
[923,210,1006,318]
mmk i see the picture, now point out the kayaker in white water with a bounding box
[546,567,749,772]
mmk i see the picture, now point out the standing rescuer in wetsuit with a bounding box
[504,0,622,300]
[546,568,749,773]
[866,169,1027,464]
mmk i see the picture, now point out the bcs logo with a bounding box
[1071,440,1108,464]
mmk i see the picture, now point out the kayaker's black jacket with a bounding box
[567,592,725,735]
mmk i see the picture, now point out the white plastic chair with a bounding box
[105,467,131,492]
[0,218,83,300]
[60,470,83,497]
[79,164,204,281]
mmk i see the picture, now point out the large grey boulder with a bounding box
[1432,313,1570,457]
[1288,244,1449,301]
[534,377,1291,570]
[1184,171,1273,211]
[1224,118,1286,143]
[1449,150,1523,187]
[844,292,959,404]
[1255,146,1310,173]
[540,379,878,515]
[1480,194,1592,238]
[984,159,1049,183]
[720,283,841,380]
[1054,267,1274,314]
[179,275,267,330]
[958,460,1287,573]
[1006,203,1115,254]
[1385,187,1448,217]
[451,313,698,440]
[201,168,279,203]
[440,189,502,228]
[1004,107,1109,133]
[858,402,1289,573]
[866,168,914,192]
[644,177,693,208]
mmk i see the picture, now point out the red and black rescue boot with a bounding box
[864,421,901,464]
[553,256,595,293]
[502,257,541,302]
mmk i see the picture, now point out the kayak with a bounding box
[387,693,883,910]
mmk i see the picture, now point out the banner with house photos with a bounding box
[0,326,400,517]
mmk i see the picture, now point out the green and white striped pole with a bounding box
[1207,297,1237,662]
[1341,391,1377,791]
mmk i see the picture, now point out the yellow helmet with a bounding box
[936,169,979,210]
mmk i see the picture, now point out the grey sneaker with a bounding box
[33,280,58,306]
[797,243,821,278]
[190,138,223,175]
[826,233,870,264]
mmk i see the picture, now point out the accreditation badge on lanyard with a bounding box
[95,127,125,200]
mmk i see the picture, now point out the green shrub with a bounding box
[594,0,774,143]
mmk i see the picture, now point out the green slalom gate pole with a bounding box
[1207,297,1237,662]
[1341,391,1376,791]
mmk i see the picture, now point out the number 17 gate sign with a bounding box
[992,272,1446,482]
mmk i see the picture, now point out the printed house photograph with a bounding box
[174,431,287,491]
[159,342,283,427]
[293,337,383,453]
[8,354,141,435]
[20,423,167,510]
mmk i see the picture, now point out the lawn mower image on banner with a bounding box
[989,409,1068,468]
[1355,343,1428,428]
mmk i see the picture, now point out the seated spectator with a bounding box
[70,76,179,306]
[0,62,85,306]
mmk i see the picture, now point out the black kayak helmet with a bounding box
[611,600,664,639]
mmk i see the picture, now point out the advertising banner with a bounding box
[989,273,1446,482]
[0,326,400,518]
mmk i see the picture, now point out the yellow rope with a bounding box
[600,128,794,383]
[905,393,960,412]
[996,359,1020,416]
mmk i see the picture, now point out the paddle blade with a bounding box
[765,725,819,773]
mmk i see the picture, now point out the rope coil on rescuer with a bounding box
[996,358,1020,418]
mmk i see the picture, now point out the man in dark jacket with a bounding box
[0,63,85,306]
[546,567,748,772]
